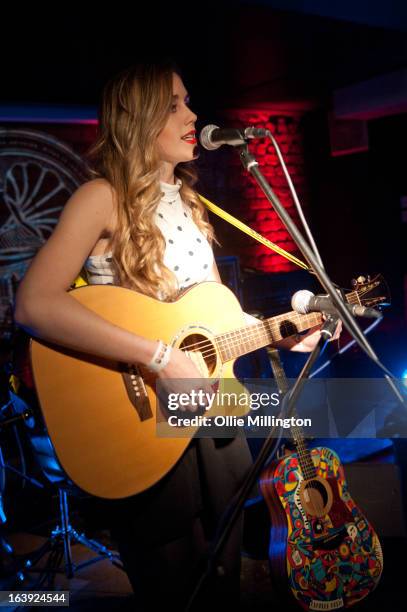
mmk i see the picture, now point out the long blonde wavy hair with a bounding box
[86,61,216,301]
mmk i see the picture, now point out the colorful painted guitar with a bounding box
[260,417,383,609]
[29,275,388,499]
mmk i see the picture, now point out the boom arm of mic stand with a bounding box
[236,144,405,407]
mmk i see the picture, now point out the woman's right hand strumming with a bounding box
[156,347,212,412]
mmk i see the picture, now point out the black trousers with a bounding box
[106,435,253,610]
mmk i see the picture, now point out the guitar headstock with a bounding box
[350,274,391,308]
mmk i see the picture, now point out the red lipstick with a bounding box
[182,130,197,145]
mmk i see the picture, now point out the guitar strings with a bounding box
[178,284,379,356]
[180,312,321,356]
[178,291,365,359]
[290,423,323,517]
[180,317,317,357]
[180,310,323,352]
[292,430,324,516]
[180,291,362,353]
[181,316,321,356]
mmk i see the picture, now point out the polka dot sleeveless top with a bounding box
[84,179,214,297]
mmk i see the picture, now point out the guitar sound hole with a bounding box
[303,480,329,514]
[278,320,299,338]
[180,334,217,375]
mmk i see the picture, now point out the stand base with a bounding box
[15,489,123,588]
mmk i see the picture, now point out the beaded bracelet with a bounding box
[147,340,172,373]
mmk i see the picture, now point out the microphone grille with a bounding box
[244,127,269,139]
[291,290,314,315]
[199,124,221,151]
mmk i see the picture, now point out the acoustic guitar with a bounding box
[260,318,384,610]
[260,425,383,610]
[29,275,388,498]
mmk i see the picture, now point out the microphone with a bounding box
[291,290,381,319]
[199,124,268,150]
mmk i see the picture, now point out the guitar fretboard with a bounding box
[215,310,323,362]
[291,424,317,479]
[213,282,372,362]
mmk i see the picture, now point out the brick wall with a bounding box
[199,108,309,273]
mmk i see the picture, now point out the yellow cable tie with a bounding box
[198,194,310,271]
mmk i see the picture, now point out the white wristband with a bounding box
[147,340,172,372]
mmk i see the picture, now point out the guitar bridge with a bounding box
[311,526,347,551]
[122,364,152,421]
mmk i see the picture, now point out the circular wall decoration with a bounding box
[0,128,90,343]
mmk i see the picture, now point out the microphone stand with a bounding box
[236,142,405,406]
[186,141,405,609]
[185,317,338,610]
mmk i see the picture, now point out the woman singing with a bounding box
[14,60,335,609]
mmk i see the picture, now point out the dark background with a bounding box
[1,0,406,408]
[1,3,407,604]
[0,2,405,410]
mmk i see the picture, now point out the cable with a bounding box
[266,130,325,270]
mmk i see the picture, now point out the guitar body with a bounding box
[30,282,249,499]
[260,447,383,610]
[29,275,389,500]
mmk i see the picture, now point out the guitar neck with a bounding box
[291,424,317,479]
[215,308,320,477]
[215,310,323,362]
[215,283,369,363]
